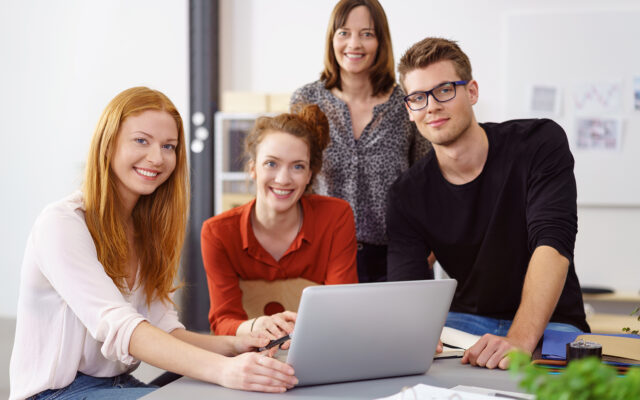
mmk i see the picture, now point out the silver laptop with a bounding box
[283,279,457,386]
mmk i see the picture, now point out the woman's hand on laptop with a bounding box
[230,332,277,356]
[435,339,443,354]
[219,352,298,392]
[253,311,297,349]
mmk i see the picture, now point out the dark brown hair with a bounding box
[320,0,395,96]
[245,104,330,192]
[398,37,473,93]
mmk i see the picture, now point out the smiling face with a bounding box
[250,131,312,216]
[110,109,178,209]
[403,60,479,147]
[332,5,378,77]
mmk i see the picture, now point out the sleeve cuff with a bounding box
[536,238,573,263]
[101,316,147,365]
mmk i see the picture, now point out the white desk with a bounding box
[142,358,527,399]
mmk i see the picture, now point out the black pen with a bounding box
[257,334,291,352]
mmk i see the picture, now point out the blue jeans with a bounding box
[445,311,582,337]
[29,372,157,400]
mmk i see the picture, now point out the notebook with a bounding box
[436,326,481,358]
[282,279,457,386]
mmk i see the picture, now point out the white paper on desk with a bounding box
[375,383,508,400]
[452,385,535,400]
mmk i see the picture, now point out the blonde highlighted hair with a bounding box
[83,86,189,306]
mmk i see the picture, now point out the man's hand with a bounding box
[461,246,570,370]
[462,334,525,370]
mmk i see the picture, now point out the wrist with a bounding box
[204,351,227,384]
[221,335,238,356]
[235,318,253,336]
[250,316,263,332]
[506,331,538,353]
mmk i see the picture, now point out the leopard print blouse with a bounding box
[291,80,432,245]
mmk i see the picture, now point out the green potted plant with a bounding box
[509,351,640,399]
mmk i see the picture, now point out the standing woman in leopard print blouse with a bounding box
[291,0,431,282]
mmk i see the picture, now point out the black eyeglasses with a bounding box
[403,80,468,111]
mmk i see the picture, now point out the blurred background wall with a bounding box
[2,0,639,319]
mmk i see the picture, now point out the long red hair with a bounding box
[83,87,189,306]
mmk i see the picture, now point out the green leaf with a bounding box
[509,350,640,399]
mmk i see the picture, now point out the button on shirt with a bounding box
[291,80,432,245]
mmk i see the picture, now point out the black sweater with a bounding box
[387,119,589,332]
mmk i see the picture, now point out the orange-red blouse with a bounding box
[201,194,358,335]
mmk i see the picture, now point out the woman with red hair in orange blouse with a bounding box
[201,104,358,341]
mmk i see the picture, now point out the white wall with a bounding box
[2,0,637,318]
[0,0,189,318]
[220,0,640,292]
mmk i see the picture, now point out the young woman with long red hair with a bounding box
[9,87,296,400]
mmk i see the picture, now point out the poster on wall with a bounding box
[575,117,623,151]
[528,84,561,115]
[573,82,622,114]
[634,77,640,111]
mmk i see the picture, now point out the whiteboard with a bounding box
[504,9,640,206]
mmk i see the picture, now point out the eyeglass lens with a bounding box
[406,83,457,110]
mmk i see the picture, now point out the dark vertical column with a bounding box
[182,0,219,331]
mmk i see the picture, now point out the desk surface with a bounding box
[583,291,640,303]
[142,358,526,400]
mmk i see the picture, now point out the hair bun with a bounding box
[292,103,330,152]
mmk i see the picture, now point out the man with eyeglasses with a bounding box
[386,37,589,370]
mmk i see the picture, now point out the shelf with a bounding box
[214,112,269,215]
[586,313,640,334]
[219,172,249,181]
[583,292,640,303]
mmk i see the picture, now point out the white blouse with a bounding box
[9,192,184,400]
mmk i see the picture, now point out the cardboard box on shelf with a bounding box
[267,93,292,113]
[221,192,255,212]
[221,92,268,113]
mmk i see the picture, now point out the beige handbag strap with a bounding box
[239,277,319,319]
